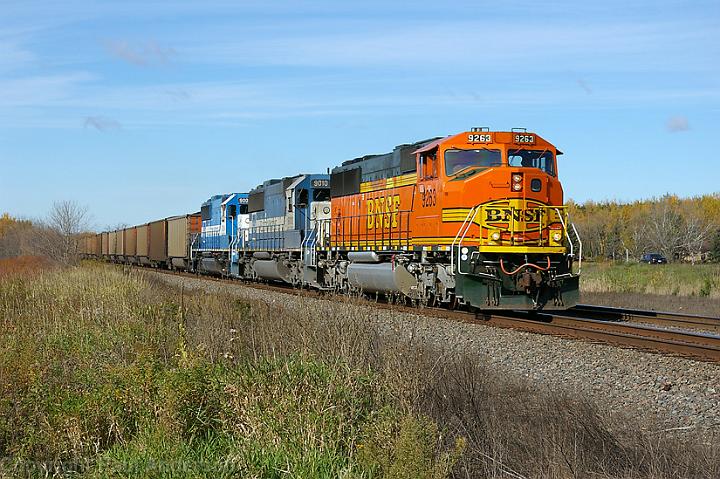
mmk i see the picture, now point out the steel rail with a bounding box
[569,304,720,333]
[484,312,720,362]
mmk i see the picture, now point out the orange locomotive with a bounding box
[316,128,581,309]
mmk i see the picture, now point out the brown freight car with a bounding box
[116,229,125,263]
[167,213,201,270]
[101,232,109,258]
[137,224,149,265]
[108,231,117,261]
[124,227,137,264]
[148,219,167,267]
[93,234,102,257]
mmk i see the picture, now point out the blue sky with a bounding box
[1,0,718,229]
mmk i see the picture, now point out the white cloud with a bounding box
[104,40,176,67]
[666,115,689,132]
[84,116,122,131]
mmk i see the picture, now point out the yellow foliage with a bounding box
[0,213,31,238]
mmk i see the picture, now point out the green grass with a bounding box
[581,262,720,298]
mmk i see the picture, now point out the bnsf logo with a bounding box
[485,208,543,223]
[367,195,401,229]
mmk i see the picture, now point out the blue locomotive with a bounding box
[241,174,331,285]
[187,174,331,283]
[193,193,249,276]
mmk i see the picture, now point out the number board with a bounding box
[238,197,249,204]
[467,133,492,143]
[311,179,330,188]
[513,134,535,145]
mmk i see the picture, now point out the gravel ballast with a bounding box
[151,272,720,436]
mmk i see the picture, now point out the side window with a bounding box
[420,151,437,179]
[201,205,211,221]
[297,189,309,206]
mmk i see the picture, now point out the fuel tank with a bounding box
[346,262,417,296]
[253,259,292,283]
[198,257,223,274]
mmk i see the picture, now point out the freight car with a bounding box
[124,227,137,264]
[83,127,581,311]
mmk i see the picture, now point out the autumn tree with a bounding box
[0,213,33,258]
[569,194,718,262]
[33,201,91,265]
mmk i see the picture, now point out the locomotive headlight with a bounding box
[511,173,523,191]
[461,247,469,254]
[552,232,562,242]
[491,232,501,241]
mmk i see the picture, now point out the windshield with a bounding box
[508,149,555,176]
[313,189,330,201]
[444,148,502,176]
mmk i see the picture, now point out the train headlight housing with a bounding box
[511,173,523,191]
[491,231,501,241]
[552,232,562,242]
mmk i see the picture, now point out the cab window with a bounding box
[419,151,438,179]
[297,189,309,206]
[508,149,555,176]
[444,149,501,176]
[313,188,330,201]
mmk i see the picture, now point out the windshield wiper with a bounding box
[451,167,486,181]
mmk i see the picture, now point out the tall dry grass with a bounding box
[0,264,717,478]
[188,277,718,479]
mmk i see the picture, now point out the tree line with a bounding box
[0,201,89,264]
[568,194,720,263]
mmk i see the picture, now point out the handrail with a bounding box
[554,207,582,275]
[189,233,199,265]
[328,210,412,250]
[554,208,573,259]
[571,222,583,274]
[451,205,480,275]
[300,221,319,266]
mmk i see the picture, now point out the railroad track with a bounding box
[478,311,720,363]
[137,266,720,363]
[568,304,720,333]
